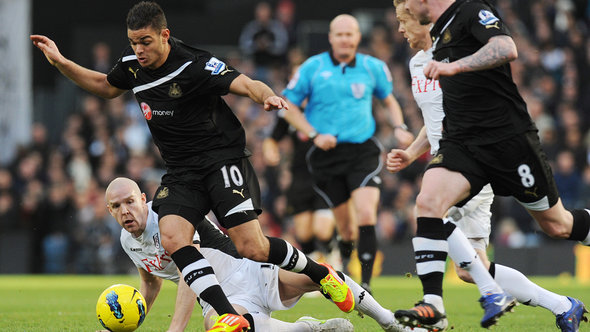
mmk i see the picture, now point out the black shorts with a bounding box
[427,131,558,210]
[286,167,329,215]
[307,137,383,207]
[152,157,262,229]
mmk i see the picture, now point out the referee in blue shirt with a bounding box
[282,14,413,292]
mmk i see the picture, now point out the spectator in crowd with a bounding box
[554,150,582,210]
[239,1,289,81]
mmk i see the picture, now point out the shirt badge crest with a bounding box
[156,187,169,200]
[168,83,182,98]
[351,83,366,99]
[443,29,452,44]
[153,233,160,249]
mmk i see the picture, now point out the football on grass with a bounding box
[96,284,146,332]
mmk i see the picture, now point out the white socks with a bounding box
[494,264,572,315]
[447,227,503,296]
[342,274,394,326]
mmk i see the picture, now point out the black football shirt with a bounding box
[430,0,537,145]
[107,37,247,170]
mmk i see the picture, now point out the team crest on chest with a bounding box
[153,233,160,249]
[156,187,169,199]
[443,29,452,44]
[351,83,366,99]
[168,82,182,98]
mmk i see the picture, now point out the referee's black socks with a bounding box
[358,225,377,286]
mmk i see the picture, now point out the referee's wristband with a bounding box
[393,124,408,131]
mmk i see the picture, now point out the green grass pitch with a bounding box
[0,274,587,331]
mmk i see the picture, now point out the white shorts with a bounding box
[200,260,297,317]
[445,184,493,247]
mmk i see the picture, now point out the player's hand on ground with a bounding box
[262,138,281,166]
[314,134,337,151]
[386,149,410,173]
[394,128,414,149]
[30,35,65,67]
[424,60,460,80]
[264,96,289,112]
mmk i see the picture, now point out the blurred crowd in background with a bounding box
[2,0,590,274]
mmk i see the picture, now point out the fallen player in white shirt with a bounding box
[106,177,412,331]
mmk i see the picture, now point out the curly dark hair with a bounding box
[126,1,167,31]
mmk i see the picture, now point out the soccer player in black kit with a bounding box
[390,0,590,331]
[31,2,353,331]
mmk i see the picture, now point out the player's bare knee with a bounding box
[416,192,443,216]
[356,208,376,225]
[339,226,356,240]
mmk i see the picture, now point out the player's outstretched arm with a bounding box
[387,126,430,173]
[167,271,197,332]
[229,74,288,111]
[138,267,163,315]
[30,34,125,99]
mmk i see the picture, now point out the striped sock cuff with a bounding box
[280,241,308,272]
[413,236,448,275]
[181,260,219,293]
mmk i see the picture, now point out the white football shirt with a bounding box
[119,205,297,317]
[120,202,180,283]
[409,48,444,155]
[120,204,244,285]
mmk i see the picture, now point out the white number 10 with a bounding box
[221,165,244,188]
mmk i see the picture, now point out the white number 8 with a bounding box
[518,164,535,188]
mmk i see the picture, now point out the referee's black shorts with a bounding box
[427,131,558,211]
[286,167,329,215]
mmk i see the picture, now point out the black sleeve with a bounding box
[464,1,511,44]
[106,49,133,90]
[270,116,290,141]
[190,52,241,96]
